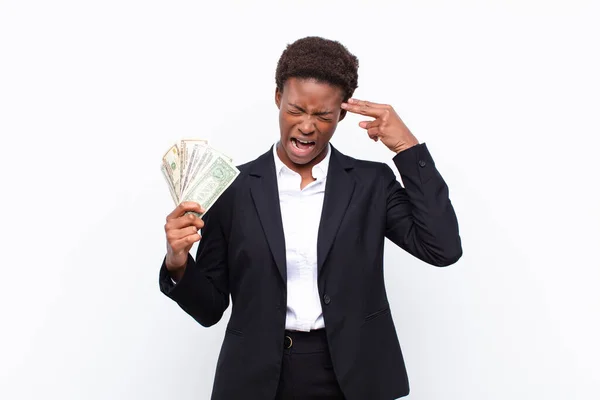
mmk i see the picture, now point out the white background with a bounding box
[1,0,599,399]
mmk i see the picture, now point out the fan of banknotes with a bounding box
[161,139,240,215]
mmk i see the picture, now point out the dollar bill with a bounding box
[182,154,240,216]
[180,140,208,195]
[180,139,208,191]
[182,146,219,199]
[162,144,181,202]
[161,139,239,212]
[161,163,179,205]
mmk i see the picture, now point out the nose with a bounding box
[298,117,315,135]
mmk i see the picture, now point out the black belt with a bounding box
[283,329,328,353]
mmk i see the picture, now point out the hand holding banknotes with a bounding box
[164,202,204,279]
[161,139,240,280]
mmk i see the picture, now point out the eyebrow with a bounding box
[288,103,333,116]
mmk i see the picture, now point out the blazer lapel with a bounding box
[317,147,356,274]
[249,148,287,283]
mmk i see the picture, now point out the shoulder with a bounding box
[332,147,391,176]
[221,147,273,195]
[237,145,273,172]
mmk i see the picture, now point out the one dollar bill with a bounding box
[181,154,240,217]
[161,139,239,215]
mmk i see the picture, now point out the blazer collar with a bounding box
[249,147,287,282]
[316,146,356,273]
[249,144,356,282]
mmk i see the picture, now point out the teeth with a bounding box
[297,139,313,144]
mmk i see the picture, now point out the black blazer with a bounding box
[159,143,462,400]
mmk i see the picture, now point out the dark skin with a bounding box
[164,202,205,281]
[165,77,419,277]
[275,77,346,189]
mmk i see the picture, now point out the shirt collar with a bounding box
[272,142,331,180]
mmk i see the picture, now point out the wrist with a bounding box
[166,260,186,282]
[392,139,419,154]
[165,253,187,271]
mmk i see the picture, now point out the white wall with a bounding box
[1,1,598,399]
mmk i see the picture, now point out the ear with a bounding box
[275,87,282,109]
[338,91,348,121]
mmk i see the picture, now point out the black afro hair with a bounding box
[275,36,359,101]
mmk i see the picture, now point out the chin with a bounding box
[286,150,312,166]
[285,139,322,165]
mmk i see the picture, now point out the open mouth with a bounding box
[291,138,316,152]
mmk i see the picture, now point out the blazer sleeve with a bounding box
[158,201,230,327]
[384,143,462,266]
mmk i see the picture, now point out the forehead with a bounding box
[282,77,344,106]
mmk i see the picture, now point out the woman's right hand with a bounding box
[164,202,205,280]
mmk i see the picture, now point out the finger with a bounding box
[170,234,201,251]
[167,225,200,242]
[367,127,381,138]
[348,98,388,108]
[358,120,381,129]
[367,127,380,142]
[341,102,385,118]
[166,202,204,221]
[193,217,205,230]
[166,213,204,231]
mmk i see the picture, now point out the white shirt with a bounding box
[272,143,331,332]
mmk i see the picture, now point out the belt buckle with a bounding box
[284,335,293,349]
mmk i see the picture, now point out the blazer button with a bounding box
[323,294,331,305]
[418,160,427,168]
